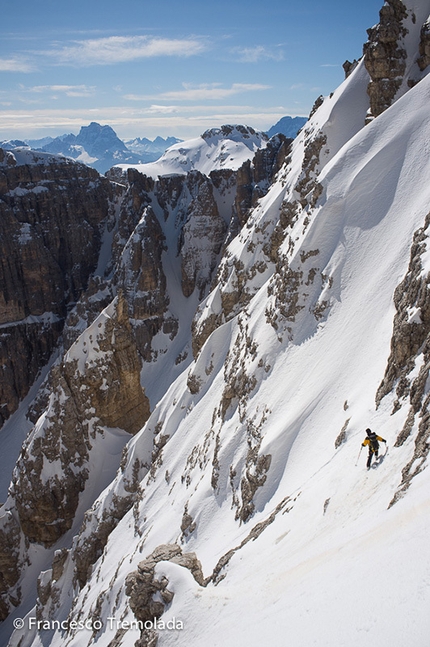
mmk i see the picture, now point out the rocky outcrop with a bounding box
[376,212,430,406]
[233,134,291,227]
[417,19,430,71]
[343,59,360,78]
[62,276,114,350]
[72,493,136,589]
[0,314,64,426]
[363,0,408,120]
[155,174,188,221]
[180,171,227,299]
[189,136,291,357]
[294,130,326,208]
[0,511,25,620]
[126,544,204,647]
[376,212,430,505]
[117,206,171,360]
[9,293,149,546]
[0,150,114,427]
[111,169,155,268]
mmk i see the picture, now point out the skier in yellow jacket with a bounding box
[362,428,386,469]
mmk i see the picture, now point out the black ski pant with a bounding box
[367,450,378,468]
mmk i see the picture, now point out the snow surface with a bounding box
[0,148,72,167]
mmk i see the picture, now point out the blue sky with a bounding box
[1,0,382,141]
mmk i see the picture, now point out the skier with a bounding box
[362,428,386,469]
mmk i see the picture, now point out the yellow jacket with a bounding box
[362,435,385,452]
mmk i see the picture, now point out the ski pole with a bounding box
[355,445,362,467]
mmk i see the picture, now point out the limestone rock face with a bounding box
[0,511,25,620]
[112,169,155,269]
[363,0,408,119]
[233,134,291,228]
[0,316,64,426]
[376,212,430,503]
[72,493,135,589]
[180,171,227,299]
[417,19,430,71]
[343,59,360,78]
[0,150,114,426]
[117,206,170,360]
[377,212,430,405]
[62,276,114,351]
[189,136,292,356]
[109,170,179,362]
[9,293,149,546]
[126,544,204,646]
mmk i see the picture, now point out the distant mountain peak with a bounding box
[75,122,128,155]
[19,122,181,174]
[266,115,307,139]
[202,124,268,142]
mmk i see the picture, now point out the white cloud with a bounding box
[30,85,96,97]
[0,104,289,140]
[45,36,207,67]
[0,57,35,73]
[145,105,180,114]
[124,83,271,102]
[230,46,284,63]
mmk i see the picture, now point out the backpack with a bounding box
[368,433,379,452]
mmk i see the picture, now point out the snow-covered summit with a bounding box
[0,146,77,168]
[116,124,269,177]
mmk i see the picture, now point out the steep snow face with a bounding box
[117,125,269,177]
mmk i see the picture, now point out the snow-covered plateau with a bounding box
[1,1,430,647]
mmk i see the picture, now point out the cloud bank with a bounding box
[46,36,208,67]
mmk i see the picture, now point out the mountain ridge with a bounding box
[1,117,302,175]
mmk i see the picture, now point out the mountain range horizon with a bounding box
[0,116,307,174]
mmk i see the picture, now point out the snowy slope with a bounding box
[0,147,76,167]
[2,2,430,646]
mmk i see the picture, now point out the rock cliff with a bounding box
[363,0,430,121]
[0,293,149,616]
[0,149,115,427]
